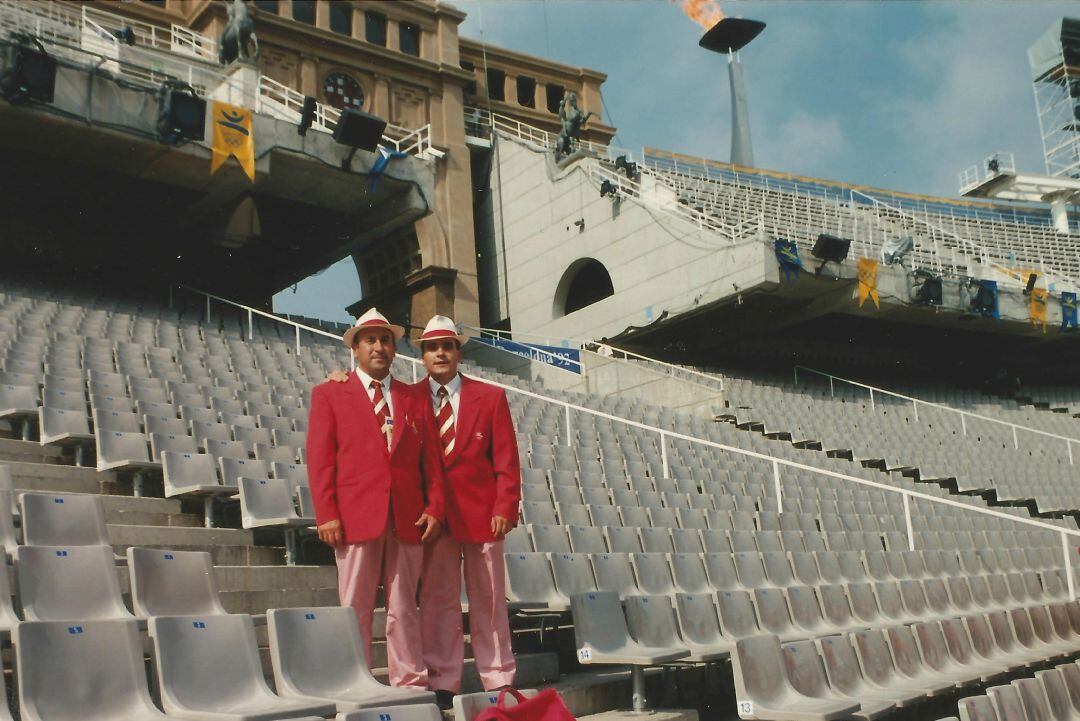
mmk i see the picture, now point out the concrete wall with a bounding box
[578,351,724,417]
[488,132,770,341]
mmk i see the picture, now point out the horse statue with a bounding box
[555,90,594,160]
[218,0,259,65]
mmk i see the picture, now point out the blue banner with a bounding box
[1063,292,1078,331]
[473,336,581,373]
[774,238,802,283]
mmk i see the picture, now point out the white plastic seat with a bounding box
[570,591,689,665]
[220,457,270,488]
[239,477,311,529]
[630,552,676,595]
[96,430,161,473]
[590,552,639,598]
[149,431,197,461]
[549,552,597,602]
[148,613,337,721]
[672,591,732,658]
[848,628,938,701]
[625,594,722,662]
[20,491,109,546]
[816,634,919,709]
[16,544,132,621]
[15,619,165,721]
[38,406,93,447]
[338,706,443,721]
[267,607,435,711]
[127,547,228,617]
[504,552,563,610]
[731,635,860,721]
[162,451,229,496]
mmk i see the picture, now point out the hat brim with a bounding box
[419,331,469,347]
[342,322,406,348]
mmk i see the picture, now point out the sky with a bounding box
[273,0,1075,323]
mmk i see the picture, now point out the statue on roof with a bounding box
[555,90,594,160]
[219,0,260,65]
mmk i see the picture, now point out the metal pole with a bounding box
[961,414,967,436]
[1063,531,1076,600]
[1012,426,1018,450]
[206,295,211,324]
[565,405,572,447]
[247,308,253,341]
[772,460,782,514]
[295,325,300,354]
[631,666,647,713]
[1068,440,1073,466]
[912,399,919,422]
[869,388,875,412]
[660,432,669,479]
[829,376,834,397]
[903,493,915,552]
[794,367,798,384]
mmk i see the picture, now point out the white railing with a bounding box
[0,0,433,157]
[793,365,1078,463]
[180,284,1080,596]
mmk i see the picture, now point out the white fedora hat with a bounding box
[342,307,406,348]
[418,315,468,347]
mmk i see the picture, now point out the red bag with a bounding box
[474,688,576,721]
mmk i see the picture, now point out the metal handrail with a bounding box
[178,283,1080,599]
[793,364,1079,462]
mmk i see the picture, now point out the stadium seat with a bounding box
[624,594,722,662]
[883,624,963,693]
[504,552,563,610]
[338,706,442,721]
[15,544,132,622]
[0,382,39,438]
[956,695,1000,721]
[15,619,164,721]
[127,547,227,618]
[148,613,337,721]
[731,635,860,720]
[19,492,109,546]
[570,590,688,680]
[817,634,924,708]
[267,606,436,710]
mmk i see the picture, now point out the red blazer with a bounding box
[306,373,446,544]
[417,374,521,543]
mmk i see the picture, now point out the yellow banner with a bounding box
[1030,287,1048,333]
[857,257,879,309]
[210,101,255,182]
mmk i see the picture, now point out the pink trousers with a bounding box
[420,533,516,692]
[335,529,427,688]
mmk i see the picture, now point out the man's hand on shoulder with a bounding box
[415,513,441,542]
[323,369,350,384]
[317,519,344,547]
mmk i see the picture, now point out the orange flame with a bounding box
[676,0,725,30]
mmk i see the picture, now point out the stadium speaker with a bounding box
[332,108,387,151]
[811,233,850,274]
[0,36,57,103]
[298,95,317,136]
[600,179,618,198]
[970,282,996,315]
[156,82,206,145]
[1024,272,1038,295]
[114,26,136,46]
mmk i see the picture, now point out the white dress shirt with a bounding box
[355,367,394,417]
[428,373,461,430]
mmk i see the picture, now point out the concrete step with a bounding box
[372,651,560,694]
[0,438,64,464]
[219,587,339,614]
[3,458,115,495]
[107,524,254,547]
[212,564,338,592]
[106,509,202,527]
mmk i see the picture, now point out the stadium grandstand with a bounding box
[1,1,1080,721]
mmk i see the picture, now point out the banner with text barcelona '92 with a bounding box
[210,101,255,182]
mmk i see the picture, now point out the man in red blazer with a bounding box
[306,308,445,689]
[415,315,520,706]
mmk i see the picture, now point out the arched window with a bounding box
[553,258,614,318]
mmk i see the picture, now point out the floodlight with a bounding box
[332,108,387,151]
[811,233,850,275]
[600,180,618,198]
[614,155,638,180]
[156,80,206,145]
[114,27,136,46]
[911,270,942,306]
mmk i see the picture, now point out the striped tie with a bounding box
[370,380,392,449]
[436,385,455,457]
